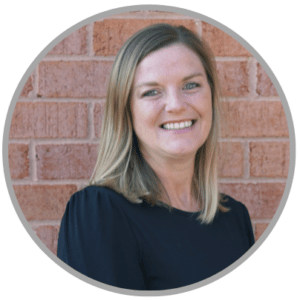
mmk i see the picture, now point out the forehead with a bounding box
[133,44,206,85]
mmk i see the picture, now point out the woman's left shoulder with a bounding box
[220,193,248,209]
[219,193,255,246]
[219,193,252,221]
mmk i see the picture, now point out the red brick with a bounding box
[94,102,106,138]
[38,61,113,98]
[219,183,285,218]
[255,223,269,241]
[13,184,77,220]
[202,22,251,57]
[36,225,60,254]
[9,102,87,139]
[48,27,87,55]
[256,63,278,96]
[216,61,249,96]
[250,142,289,177]
[221,101,289,137]
[218,142,243,177]
[20,74,33,97]
[93,19,198,56]
[36,144,98,179]
[8,143,30,179]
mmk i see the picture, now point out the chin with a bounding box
[164,147,199,158]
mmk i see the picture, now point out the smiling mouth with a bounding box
[160,120,196,130]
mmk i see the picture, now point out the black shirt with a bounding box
[57,186,255,290]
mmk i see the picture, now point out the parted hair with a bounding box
[89,23,228,223]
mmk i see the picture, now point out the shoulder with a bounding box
[68,185,128,207]
[60,185,142,246]
[72,184,123,198]
[58,187,146,289]
[219,193,255,246]
[219,193,251,221]
[65,185,138,221]
[220,193,247,209]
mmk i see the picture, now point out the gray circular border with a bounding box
[2,4,295,297]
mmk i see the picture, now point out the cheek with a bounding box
[131,102,158,137]
[195,93,213,133]
[132,100,160,122]
[194,92,212,118]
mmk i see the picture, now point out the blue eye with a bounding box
[142,90,158,97]
[184,82,200,90]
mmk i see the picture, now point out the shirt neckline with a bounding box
[168,206,201,217]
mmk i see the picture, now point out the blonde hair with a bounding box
[90,23,228,224]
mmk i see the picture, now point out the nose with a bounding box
[164,90,187,113]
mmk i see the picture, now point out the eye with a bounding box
[142,90,158,97]
[184,82,200,90]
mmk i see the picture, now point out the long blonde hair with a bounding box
[90,23,228,223]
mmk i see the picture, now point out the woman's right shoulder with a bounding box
[59,185,142,248]
[70,185,115,200]
[65,185,130,215]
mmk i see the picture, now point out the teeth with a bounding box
[162,121,193,130]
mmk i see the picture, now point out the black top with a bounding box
[57,186,255,290]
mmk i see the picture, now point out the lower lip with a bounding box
[160,123,196,134]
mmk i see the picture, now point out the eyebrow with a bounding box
[183,72,204,81]
[134,72,204,89]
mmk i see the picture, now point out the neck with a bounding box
[141,148,200,212]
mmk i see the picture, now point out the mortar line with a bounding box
[8,138,99,144]
[29,220,62,227]
[33,66,39,98]
[218,137,290,142]
[248,57,258,98]
[17,97,107,103]
[88,101,95,140]
[29,139,37,182]
[218,178,287,183]
[215,57,248,62]
[220,96,281,101]
[86,22,94,57]
[105,11,196,19]
[33,139,100,145]
[11,179,89,185]
[244,140,250,179]
[144,11,198,19]
[251,218,272,223]
[42,55,115,61]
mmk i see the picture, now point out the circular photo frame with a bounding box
[3,4,295,296]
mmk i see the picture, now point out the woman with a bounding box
[57,23,255,290]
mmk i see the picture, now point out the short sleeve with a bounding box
[57,187,146,290]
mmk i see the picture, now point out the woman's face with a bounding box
[130,43,213,161]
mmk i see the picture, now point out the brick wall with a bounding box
[8,10,289,255]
